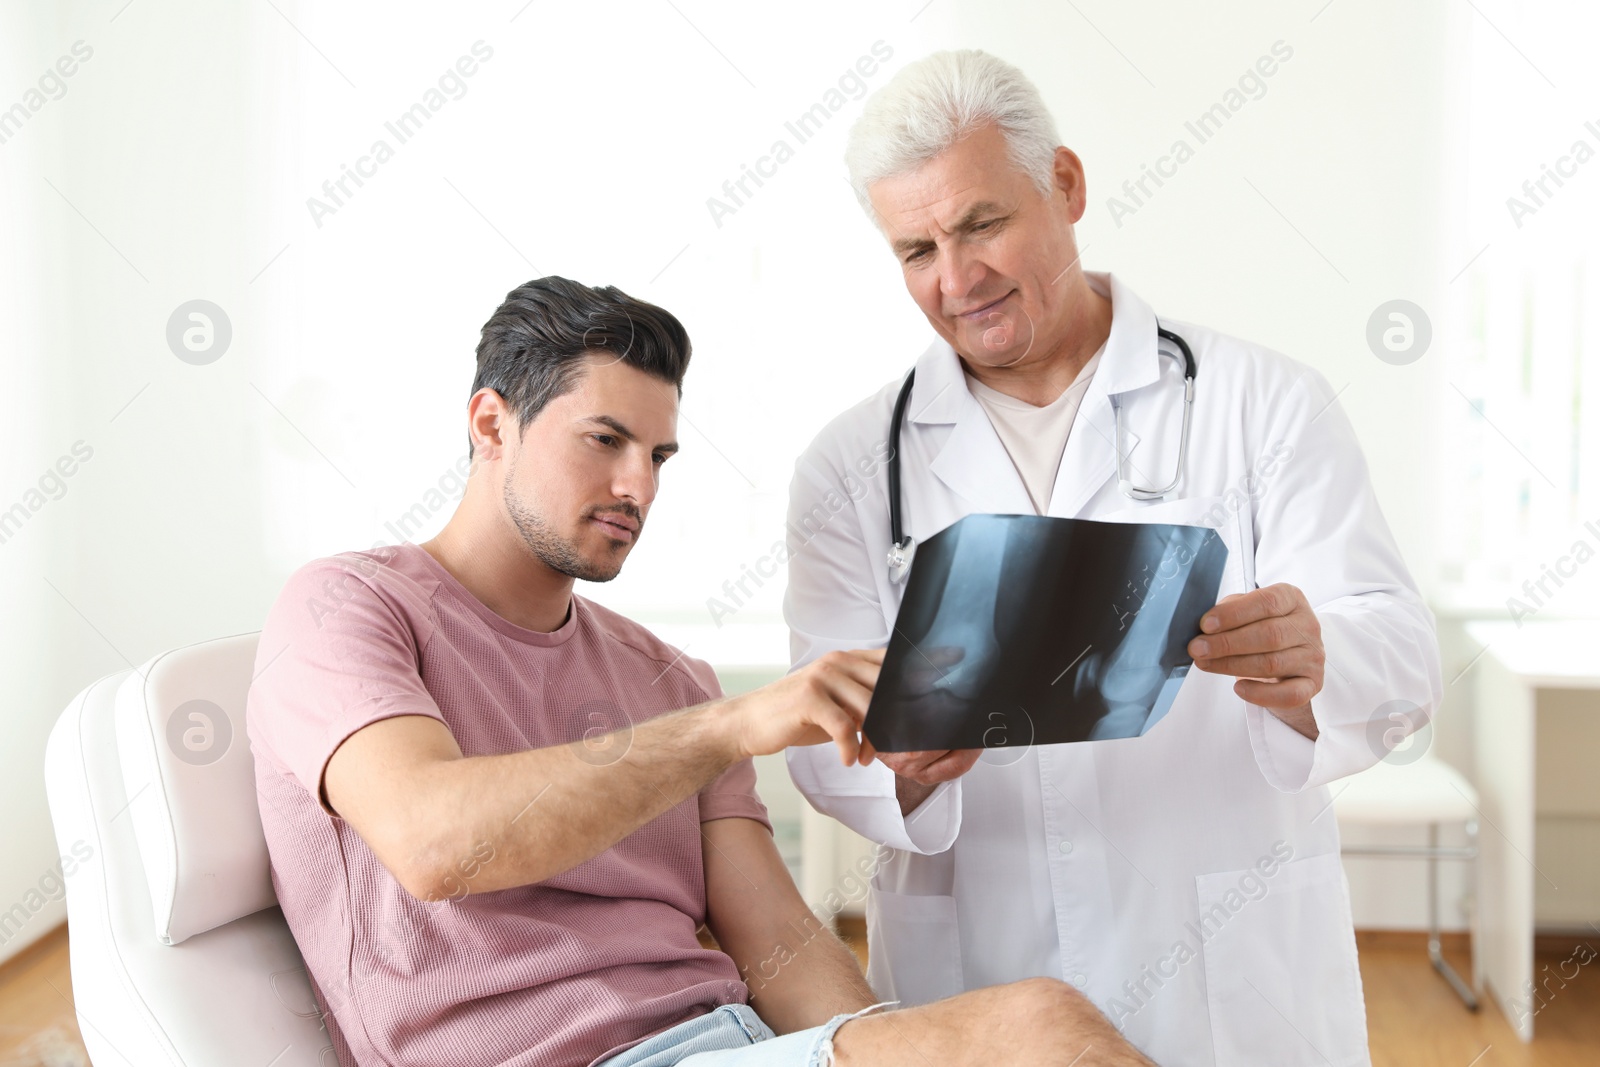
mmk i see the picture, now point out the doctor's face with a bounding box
[867,123,1089,370]
[493,355,679,583]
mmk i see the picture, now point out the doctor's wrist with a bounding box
[895,774,939,817]
[1263,700,1319,741]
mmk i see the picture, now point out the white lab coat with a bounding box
[782,272,1441,1067]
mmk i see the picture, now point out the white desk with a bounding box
[1464,619,1600,1041]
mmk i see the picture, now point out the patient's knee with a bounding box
[1007,975,1087,1021]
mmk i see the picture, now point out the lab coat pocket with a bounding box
[1194,852,1369,1067]
[865,888,965,1008]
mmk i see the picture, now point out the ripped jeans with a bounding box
[591,1001,897,1067]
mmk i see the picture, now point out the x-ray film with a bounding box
[863,513,1229,752]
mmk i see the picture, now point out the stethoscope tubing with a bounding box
[885,319,1197,581]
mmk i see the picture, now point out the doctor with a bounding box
[783,50,1442,1067]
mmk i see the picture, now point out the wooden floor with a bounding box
[4,922,1596,1066]
[0,925,88,1067]
[1351,930,1600,1067]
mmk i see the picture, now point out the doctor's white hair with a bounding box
[844,49,1062,218]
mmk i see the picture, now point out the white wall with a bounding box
[1,0,268,959]
[2,0,1554,965]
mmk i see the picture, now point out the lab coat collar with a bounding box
[900,271,1161,521]
[905,270,1161,428]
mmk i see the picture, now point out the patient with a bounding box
[246,277,1153,1067]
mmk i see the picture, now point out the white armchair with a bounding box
[43,632,333,1066]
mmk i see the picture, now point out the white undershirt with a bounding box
[963,344,1106,514]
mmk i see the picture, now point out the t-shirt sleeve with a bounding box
[700,756,772,831]
[671,651,772,832]
[247,554,447,817]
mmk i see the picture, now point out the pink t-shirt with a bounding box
[246,542,771,1067]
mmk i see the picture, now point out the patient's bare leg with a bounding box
[831,977,1156,1067]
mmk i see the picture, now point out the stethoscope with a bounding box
[885,321,1198,584]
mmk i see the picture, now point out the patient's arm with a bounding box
[702,816,877,1034]
[321,649,881,902]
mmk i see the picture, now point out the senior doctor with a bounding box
[782,50,1441,1067]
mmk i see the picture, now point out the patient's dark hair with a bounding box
[468,276,691,458]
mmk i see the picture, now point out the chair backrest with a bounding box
[44,633,334,1066]
[112,633,276,945]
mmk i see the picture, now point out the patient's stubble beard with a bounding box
[502,457,629,583]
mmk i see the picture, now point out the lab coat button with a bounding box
[1058,839,1073,854]
[1072,973,1087,987]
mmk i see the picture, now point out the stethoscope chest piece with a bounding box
[887,537,916,585]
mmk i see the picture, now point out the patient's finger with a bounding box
[825,647,888,691]
[818,670,874,725]
[816,704,864,765]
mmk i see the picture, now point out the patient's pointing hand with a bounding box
[723,648,885,767]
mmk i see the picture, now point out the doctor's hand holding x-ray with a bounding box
[783,49,1440,1067]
